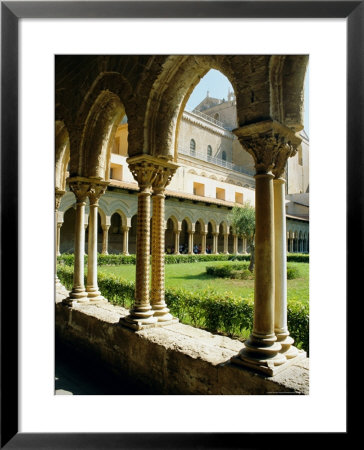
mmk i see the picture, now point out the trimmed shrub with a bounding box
[287,266,301,279]
[287,253,309,263]
[57,264,309,353]
[206,262,300,280]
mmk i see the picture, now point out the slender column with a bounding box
[233,234,238,254]
[86,182,108,302]
[173,230,180,254]
[150,161,178,323]
[223,233,229,254]
[122,226,130,255]
[242,237,247,254]
[200,231,207,254]
[101,225,110,255]
[188,231,194,254]
[64,180,90,304]
[232,120,303,374]
[56,222,62,256]
[289,236,294,253]
[274,177,298,358]
[212,232,219,254]
[55,189,65,287]
[120,158,158,328]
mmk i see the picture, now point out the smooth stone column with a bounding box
[187,231,194,254]
[55,189,65,287]
[86,182,108,302]
[212,232,219,254]
[56,222,62,256]
[122,226,130,255]
[200,231,207,254]
[236,172,285,370]
[223,233,229,254]
[64,180,90,304]
[274,177,298,358]
[242,238,247,254]
[233,119,303,375]
[173,230,180,254]
[101,224,110,255]
[150,161,178,323]
[233,234,238,254]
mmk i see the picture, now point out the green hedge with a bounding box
[57,252,308,266]
[206,262,301,280]
[57,265,309,353]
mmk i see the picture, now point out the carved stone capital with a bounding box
[234,120,301,176]
[68,180,90,204]
[88,182,108,206]
[127,155,179,193]
[55,189,65,211]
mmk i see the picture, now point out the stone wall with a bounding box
[55,288,309,395]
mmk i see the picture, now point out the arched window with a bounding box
[222,151,227,161]
[207,145,212,160]
[190,139,196,156]
[214,113,220,121]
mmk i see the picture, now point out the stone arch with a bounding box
[145,56,241,161]
[166,214,179,232]
[78,90,125,180]
[55,120,70,192]
[108,200,133,226]
[110,209,128,229]
[181,216,193,232]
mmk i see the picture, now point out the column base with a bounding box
[86,287,107,303]
[231,348,306,376]
[276,332,300,359]
[119,305,158,330]
[152,305,179,324]
[62,288,89,306]
[119,315,158,330]
[231,333,286,375]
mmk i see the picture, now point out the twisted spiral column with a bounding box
[150,161,178,323]
[120,156,178,329]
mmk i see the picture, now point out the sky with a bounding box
[185,67,309,135]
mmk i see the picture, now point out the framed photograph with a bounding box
[1,1,359,447]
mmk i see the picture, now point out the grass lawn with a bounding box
[98,260,309,305]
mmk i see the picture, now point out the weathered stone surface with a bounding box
[56,285,309,395]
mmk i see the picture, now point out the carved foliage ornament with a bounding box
[55,189,65,211]
[240,132,299,176]
[128,161,159,191]
[88,183,107,206]
[129,160,177,193]
[69,181,90,203]
[152,166,177,193]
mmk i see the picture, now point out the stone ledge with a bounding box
[55,286,309,395]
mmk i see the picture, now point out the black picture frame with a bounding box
[1,1,359,448]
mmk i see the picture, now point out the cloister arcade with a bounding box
[55,55,308,376]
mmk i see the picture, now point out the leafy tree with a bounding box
[229,203,255,272]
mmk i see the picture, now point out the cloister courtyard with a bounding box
[55,54,309,394]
